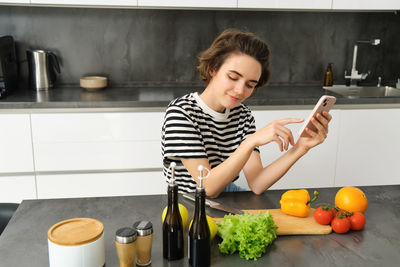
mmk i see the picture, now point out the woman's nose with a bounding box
[233,83,246,95]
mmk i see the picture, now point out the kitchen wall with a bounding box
[0,6,399,87]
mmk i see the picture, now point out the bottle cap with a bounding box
[133,221,153,236]
[169,162,176,185]
[115,227,137,244]
[197,165,210,189]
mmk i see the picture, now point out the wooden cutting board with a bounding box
[213,208,332,235]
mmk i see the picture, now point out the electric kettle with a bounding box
[27,50,61,91]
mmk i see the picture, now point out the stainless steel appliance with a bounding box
[0,36,18,99]
[27,49,60,91]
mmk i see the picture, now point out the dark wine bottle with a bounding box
[188,165,211,267]
[162,162,184,260]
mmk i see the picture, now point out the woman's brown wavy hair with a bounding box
[197,29,270,89]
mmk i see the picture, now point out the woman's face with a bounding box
[206,53,262,112]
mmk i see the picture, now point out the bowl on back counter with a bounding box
[80,76,107,92]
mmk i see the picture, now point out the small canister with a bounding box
[133,220,153,266]
[47,218,105,267]
[115,227,137,267]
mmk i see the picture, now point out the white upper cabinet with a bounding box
[30,0,137,7]
[0,0,29,3]
[138,0,236,8]
[238,0,332,10]
[332,0,400,10]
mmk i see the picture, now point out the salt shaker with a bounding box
[133,220,153,266]
[115,227,137,267]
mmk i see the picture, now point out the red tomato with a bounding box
[331,217,351,234]
[349,212,366,230]
[314,207,334,225]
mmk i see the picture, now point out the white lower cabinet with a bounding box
[0,175,37,203]
[236,109,340,190]
[0,114,34,174]
[31,112,164,171]
[335,109,400,187]
[36,171,166,199]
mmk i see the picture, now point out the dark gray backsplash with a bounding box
[1,6,399,87]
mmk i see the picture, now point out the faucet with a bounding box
[345,39,380,85]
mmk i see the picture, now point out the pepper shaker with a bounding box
[115,227,137,267]
[133,220,154,266]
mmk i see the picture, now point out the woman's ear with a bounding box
[209,67,217,77]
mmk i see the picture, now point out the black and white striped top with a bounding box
[161,92,259,193]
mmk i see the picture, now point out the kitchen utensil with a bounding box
[182,193,244,215]
[213,208,332,235]
[80,76,107,91]
[27,49,61,91]
[47,217,105,267]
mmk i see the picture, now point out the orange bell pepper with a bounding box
[280,189,319,217]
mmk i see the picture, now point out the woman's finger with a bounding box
[276,125,295,147]
[276,127,293,150]
[278,118,304,126]
[273,135,284,152]
[316,113,329,134]
[305,127,317,138]
[316,113,328,127]
[322,111,332,122]
[311,117,327,138]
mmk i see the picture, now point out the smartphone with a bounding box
[298,95,336,137]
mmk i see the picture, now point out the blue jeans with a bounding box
[223,182,246,192]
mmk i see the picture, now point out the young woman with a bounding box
[161,29,332,198]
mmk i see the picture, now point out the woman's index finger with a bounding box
[279,118,304,125]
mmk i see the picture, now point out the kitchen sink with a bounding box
[323,85,400,98]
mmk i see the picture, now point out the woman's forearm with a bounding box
[198,138,256,198]
[249,144,308,194]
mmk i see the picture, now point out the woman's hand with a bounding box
[249,118,304,152]
[296,111,332,151]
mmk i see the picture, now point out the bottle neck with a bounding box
[167,184,179,208]
[194,188,206,219]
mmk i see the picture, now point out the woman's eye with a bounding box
[228,75,238,81]
[246,84,256,89]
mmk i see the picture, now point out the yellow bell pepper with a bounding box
[280,189,319,217]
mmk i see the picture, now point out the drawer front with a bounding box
[37,172,166,199]
[0,175,37,203]
[34,140,162,171]
[31,112,165,142]
[0,114,34,173]
[31,112,164,171]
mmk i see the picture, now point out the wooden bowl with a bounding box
[80,76,107,91]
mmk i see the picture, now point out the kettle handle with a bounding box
[47,52,61,74]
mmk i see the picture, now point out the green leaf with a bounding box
[217,211,278,260]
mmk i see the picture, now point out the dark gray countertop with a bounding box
[0,185,399,266]
[1,84,400,110]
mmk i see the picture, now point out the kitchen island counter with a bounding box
[1,85,400,111]
[0,185,399,266]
